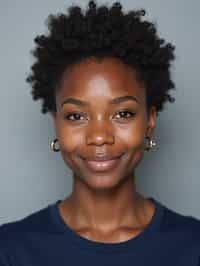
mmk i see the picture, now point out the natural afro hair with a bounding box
[26,0,176,115]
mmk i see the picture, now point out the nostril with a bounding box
[86,130,115,145]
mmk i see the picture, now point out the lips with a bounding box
[80,153,124,172]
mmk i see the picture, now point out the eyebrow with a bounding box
[61,95,141,107]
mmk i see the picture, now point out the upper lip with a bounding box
[81,154,124,162]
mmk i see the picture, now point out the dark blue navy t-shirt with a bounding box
[0,197,200,265]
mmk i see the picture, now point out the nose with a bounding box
[86,120,115,146]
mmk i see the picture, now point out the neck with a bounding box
[60,173,150,232]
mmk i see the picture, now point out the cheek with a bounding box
[119,127,146,170]
[116,117,146,169]
[117,120,146,148]
[57,125,84,153]
[57,127,84,170]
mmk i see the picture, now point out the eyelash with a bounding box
[64,110,135,122]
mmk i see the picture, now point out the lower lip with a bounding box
[83,157,122,172]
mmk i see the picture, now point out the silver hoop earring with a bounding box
[145,137,157,151]
[49,138,60,152]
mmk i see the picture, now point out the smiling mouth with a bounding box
[81,154,124,172]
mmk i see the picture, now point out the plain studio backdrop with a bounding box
[0,0,199,225]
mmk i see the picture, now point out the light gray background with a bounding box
[0,0,199,225]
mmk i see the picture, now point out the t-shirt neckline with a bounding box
[49,197,164,254]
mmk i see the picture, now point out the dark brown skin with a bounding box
[51,57,157,243]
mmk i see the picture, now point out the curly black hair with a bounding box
[26,0,176,115]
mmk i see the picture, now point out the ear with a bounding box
[146,106,157,138]
[50,112,57,129]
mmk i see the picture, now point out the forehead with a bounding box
[56,57,146,103]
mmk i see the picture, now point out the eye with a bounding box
[64,110,135,122]
[114,110,135,120]
[64,112,86,121]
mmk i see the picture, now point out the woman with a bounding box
[0,1,200,265]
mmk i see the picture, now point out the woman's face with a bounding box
[51,57,156,190]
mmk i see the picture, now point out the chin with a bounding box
[77,171,128,192]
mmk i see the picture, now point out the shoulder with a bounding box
[0,204,51,237]
[0,202,57,252]
[161,203,200,231]
[159,201,200,245]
